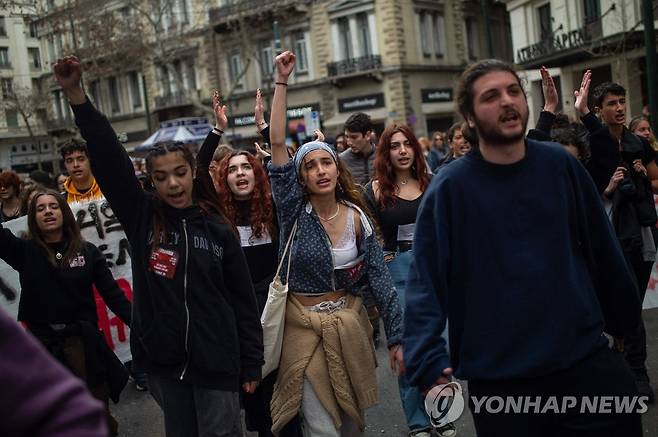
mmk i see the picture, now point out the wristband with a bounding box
[213,128,224,135]
[275,82,288,87]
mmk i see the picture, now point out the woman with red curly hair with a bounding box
[0,170,23,222]
[365,124,455,437]
[215,149,286,437]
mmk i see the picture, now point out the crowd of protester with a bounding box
[0,48,657,437]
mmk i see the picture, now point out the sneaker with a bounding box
[410,431,431,437]
[135,381,148,392]
[435,423,457,437]
[133,372,148,392]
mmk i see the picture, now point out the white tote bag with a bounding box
[261,220,297,378]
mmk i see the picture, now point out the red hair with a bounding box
[216,151,276,240]
[374,124,430,209]
[0,171,21,194]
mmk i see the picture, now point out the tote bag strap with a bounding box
[274,220,298,284]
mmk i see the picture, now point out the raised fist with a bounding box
[274,51,296,82]
[53,55,83,92]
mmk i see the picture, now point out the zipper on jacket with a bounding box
[179,219,191,381]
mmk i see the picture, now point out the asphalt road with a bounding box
[112,308,658,436]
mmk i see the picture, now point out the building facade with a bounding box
[0,4,54,173]
[501,0,651,127]
[208,0,513,147]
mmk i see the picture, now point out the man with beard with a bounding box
[403,60,643,436]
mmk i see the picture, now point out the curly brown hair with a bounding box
[216,151,276,240]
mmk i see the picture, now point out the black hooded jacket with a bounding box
[71,99,264,391]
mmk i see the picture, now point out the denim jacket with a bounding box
[268,160,402,346]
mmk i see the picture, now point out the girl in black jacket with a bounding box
[0,189,132,435]
[53,55,263,437]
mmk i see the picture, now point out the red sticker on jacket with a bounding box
[347,260,364,280]
[149,248,179,279]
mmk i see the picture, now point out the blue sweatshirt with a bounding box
[403,139,641,390]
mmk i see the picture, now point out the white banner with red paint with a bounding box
[0,199,133,362]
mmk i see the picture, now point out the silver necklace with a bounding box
[319,204,340,222]
[399,179,408,185]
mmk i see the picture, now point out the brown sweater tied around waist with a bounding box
[270,293,378,434]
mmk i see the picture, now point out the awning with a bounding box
[136,124,214,151]
[323,107,389,128]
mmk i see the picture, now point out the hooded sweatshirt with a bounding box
[71,98,263,391]
[64,176,104,204]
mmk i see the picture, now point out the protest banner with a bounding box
[0,199,133,362]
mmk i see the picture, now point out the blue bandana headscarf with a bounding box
[293,141,338,176]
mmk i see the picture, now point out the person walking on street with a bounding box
[404,59,643,437]
[0,189,132,435]
[268,50,404,437]
[0,170,23,222]
[53,55,263,437]
[574,71,657,403]
[60,139,104,204]
[364,124,455,437]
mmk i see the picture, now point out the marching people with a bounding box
[60,139,105,204]
[426,131,447,172]
[575,72,657,403]
[54,55,264,437]
[340,112,376,186]
[404,59,643,436]
[629,115,658,152]
[0,170,23,222]
[438,122,472,168]
[268,51,404,436]
[55,171,69,193]
[0,189,132,435]
[364,124,455,437]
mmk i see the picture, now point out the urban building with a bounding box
[208,0,513,147]
[501,0,652,127]
[0,3,54,173]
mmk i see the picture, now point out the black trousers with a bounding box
[624,251,654,378]
[468,346,643,437]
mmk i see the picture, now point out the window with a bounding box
[129,72,142,109]
[434,14,446,57]
[465,17,480,60]
[90,80,102,110]
[0,16,6,37]
[159,65,171,95]
[0,47,9,67]
[420,12,432,56]
[583,0,601,22]
[28,47,41,69]
[25,18,38,38]
[53,90,64,120]
[6,110,18,128]
[356,13,371,56]
[179,0,190,24]
[337,17,352,60]
[537,4,552,40]
[31,78,40,94]
[228,52,243,89]
[258,40,273,77]
[1,78,12,98]
[185,61,197,90]
[108,76,121,114]
[294,32,309,73]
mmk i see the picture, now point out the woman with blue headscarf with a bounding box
[266,51,404,437]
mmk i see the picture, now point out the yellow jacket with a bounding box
[63,177,104,204]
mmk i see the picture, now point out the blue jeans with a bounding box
[386,250,432,433]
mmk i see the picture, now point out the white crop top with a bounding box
[332,207,359,269]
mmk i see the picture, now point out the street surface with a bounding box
[112,308,658,436]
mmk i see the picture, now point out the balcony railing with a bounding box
[209,0,308,30]
[327,55,382,78]
[154,92,193,111]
